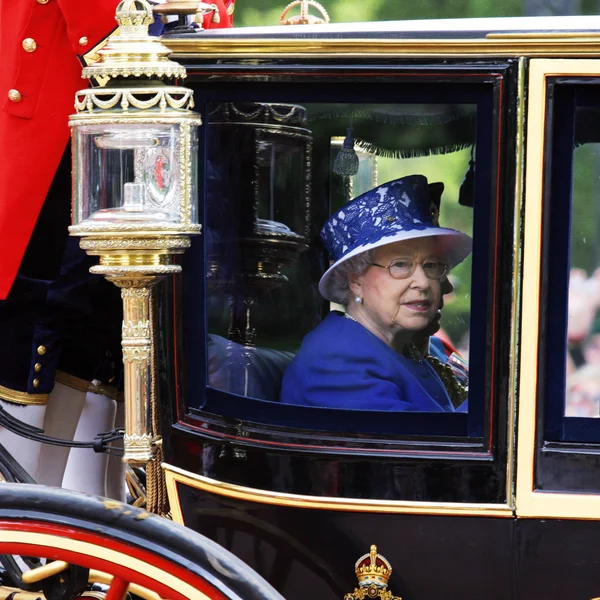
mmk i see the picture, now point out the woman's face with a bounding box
[350,238,443,341]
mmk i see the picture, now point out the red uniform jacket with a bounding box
[0,0,234,300]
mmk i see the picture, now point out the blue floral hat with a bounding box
[319,174,472,303]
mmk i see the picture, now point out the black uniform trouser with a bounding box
[0,145,122,397]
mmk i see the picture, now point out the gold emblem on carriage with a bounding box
[344,545,402,600]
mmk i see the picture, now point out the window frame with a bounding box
[166,60,519,507]
[517,59,600,519]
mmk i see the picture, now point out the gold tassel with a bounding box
[211,4,221,23]
[145,290,170,517]
[145,444,169,516]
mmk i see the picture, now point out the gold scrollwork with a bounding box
[70,223,201,234]
[79,237,191,251]
[82,61,186,81]
[344,546,402,600]
[121,288,152,299]
[69,116,200,127]
[91,265,182,277]
[74,88,194,114]
[116,0,154,26]
[81,0,186,82]
[122,347,151,362]
[122,322,151,338]
[124,433,154,447]
[123,433,155,463]
[344,588,402,600]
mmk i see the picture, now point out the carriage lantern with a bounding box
[69,0,202,467]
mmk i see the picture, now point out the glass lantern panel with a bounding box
[73,122,182,226]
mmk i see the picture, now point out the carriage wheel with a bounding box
[0,483,283,600]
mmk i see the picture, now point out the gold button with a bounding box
[78,36,88,47]
[34,363,42,373]
[36,0,50,4]
[22,38,37,52]
[37,345,46,356]
[32,379,40,388]
[8,89,22,103]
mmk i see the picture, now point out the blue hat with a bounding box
[319,174,472,303]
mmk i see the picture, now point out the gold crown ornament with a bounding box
[344,546,402,600]
[280,0,330,25]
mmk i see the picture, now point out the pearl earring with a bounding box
[355,296,362,304]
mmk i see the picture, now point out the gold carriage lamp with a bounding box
[69,0,201,467]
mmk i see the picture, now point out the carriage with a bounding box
[2,2,600,599]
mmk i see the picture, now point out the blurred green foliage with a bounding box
[572,144,600,275]
[236,0,600,27]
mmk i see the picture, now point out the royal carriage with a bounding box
[2,1,600,599]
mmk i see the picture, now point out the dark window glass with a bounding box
[538,81,600,492]
[181,78,500,442]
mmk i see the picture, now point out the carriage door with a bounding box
[517,58,600,598]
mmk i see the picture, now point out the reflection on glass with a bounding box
[74,123,183,224]
[330,137,379,211]
[205,101,475,410]
[566,123,600,417]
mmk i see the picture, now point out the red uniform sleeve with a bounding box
[56,0,120,57]
[202,0,236,29]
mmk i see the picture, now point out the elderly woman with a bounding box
[280,174,472,411]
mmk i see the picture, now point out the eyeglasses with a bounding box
[370,258,449,280]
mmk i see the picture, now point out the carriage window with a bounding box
[543,84,600,447]
[187,80,499,440]
[566,123,600,419]
[533,82,600,492]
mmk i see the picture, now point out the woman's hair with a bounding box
[328,249,373,306]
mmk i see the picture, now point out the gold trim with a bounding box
[165,37,600,59]
[74,87,195,115]
[79,237,191,251]
[55,371,88,394]
[162,463,513,523]
[82,2,186,81]
[506,56,527,510]
[517,59,600,520]
[0,384,48,406]
[55,371,118,400]
[0,531,210,600]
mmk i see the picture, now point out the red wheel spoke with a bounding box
[105,576,129,600]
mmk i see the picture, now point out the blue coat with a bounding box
[281,312,454,411]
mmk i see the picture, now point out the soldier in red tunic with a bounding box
[0,0,235,495]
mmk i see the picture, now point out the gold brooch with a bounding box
[344,545,402,600]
